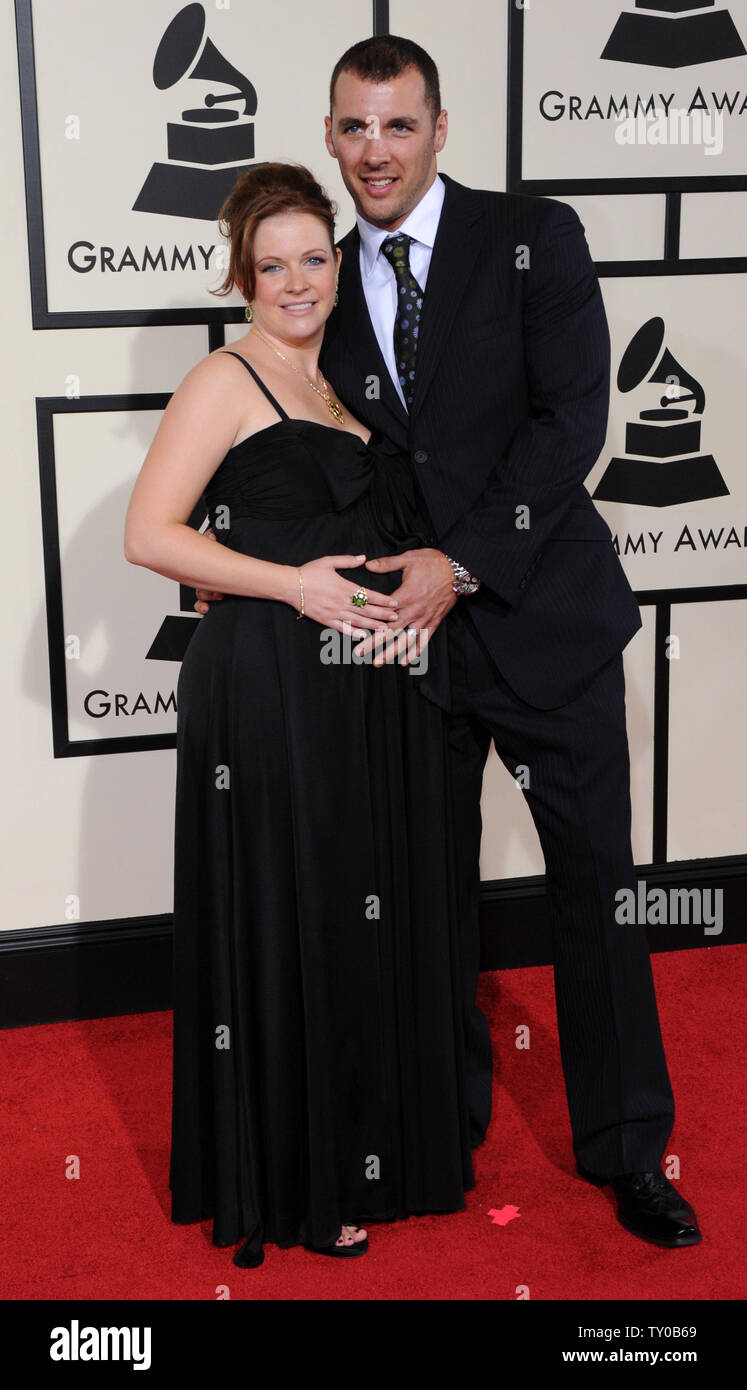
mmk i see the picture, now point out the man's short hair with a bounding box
[329,35,442,125]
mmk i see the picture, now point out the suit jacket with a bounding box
[320,172,642,711]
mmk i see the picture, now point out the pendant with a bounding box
[328,400,344,424]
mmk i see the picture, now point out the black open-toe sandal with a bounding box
[305,1225,368,1257]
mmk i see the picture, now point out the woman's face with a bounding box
[249,211,340,344]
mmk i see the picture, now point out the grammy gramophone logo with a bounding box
[133,2,258,221]
[593,316,729,508]
[602,1,746,68]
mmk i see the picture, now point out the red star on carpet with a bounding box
[488,1205,521,1226]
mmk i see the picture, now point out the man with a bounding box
[199,34,700,1249]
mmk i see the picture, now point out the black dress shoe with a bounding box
[233,1234,264,1267]
[576,1162,701,1248]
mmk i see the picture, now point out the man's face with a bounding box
[324,67,447,231]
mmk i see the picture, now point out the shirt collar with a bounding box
[357,173,445,278]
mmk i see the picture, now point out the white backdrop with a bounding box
[2,0,745,932]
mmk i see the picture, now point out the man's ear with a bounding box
[434,108,448,156]
[324,115,337,160]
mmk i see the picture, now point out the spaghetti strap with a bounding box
[222,351,289,422]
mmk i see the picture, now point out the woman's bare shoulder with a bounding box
[182,344,251,385]
[165,345,253,417]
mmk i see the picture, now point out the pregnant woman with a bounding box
[124,162,474,1268]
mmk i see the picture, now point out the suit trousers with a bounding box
[442,603,675,1178]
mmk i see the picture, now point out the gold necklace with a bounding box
[252,327,345,425]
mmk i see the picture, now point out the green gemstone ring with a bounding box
[351,588,368,608]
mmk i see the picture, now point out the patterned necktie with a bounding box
[380,234,423,410]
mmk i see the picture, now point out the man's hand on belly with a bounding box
[357,548,457,665]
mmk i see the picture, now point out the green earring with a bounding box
[334,287,339,306]
[244,302,254,323]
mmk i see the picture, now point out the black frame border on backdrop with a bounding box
[37,390,198,760]
[507,1,747,276]
[13,0,386,329]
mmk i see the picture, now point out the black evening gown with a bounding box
[168,353,474,1255]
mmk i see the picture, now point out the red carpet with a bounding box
[2,945,744,1300]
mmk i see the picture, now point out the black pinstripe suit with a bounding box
[320,173,675,1176]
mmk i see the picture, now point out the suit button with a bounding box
[413,449,429,464]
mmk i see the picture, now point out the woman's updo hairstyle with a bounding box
[213,162,338,303]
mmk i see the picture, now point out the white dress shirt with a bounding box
[357,173,446,411]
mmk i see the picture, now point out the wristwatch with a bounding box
[442,554,482,596]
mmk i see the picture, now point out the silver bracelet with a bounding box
[442,554,481,595]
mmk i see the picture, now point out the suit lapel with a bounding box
[408,174,487,423]
[334,225,409,433]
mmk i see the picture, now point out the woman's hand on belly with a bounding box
[194,538,403,636]
[293,554,402,636]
